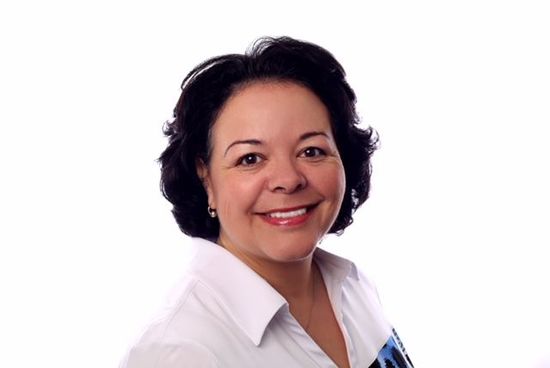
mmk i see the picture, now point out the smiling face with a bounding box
[198,81,346,268]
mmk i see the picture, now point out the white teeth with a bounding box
[267,208,307,219]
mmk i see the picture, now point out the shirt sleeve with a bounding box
[121,342,218,368]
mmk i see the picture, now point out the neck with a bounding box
[216,237,320,329]
[246,254,319,330]
[259,257,316,301]
[216,238,317,301]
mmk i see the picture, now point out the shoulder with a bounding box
[133,274,239,346]
[120,276,239,367]
[121,341,218,368]
[120,238,282,366]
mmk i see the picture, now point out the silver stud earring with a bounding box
[207,206,217,218]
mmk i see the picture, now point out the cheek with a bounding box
[212,173,264,211]
[316,165,346,199]
[337,169,346,198]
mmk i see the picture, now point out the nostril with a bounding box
[267,161,308,193]
[271,177,307,193]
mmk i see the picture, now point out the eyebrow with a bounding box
[223,131,330,157]
[299,131,329,141]
[224,139,262,157]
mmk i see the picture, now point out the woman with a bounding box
[122,37,414,368]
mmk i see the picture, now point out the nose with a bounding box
[267,158,307,193]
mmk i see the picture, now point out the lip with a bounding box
[258,203,318,227]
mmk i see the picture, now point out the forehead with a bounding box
[211,81,332,144]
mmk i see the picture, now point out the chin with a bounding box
[265,239,319,263]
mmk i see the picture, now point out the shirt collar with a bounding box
[314,246,359,282]
[187,238,359,346]
[187,238,287,346]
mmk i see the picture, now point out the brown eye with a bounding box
[301,147,326,158]
[238,153,263,166]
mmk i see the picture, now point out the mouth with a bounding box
[258,204,318,226]
[266,207,307,219]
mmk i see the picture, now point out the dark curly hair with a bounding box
[159,36,378,239]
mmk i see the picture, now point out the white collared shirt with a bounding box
[120,238,412,368]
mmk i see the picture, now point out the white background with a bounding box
[1,0,549,367]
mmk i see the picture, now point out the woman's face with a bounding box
[198,82,346,267]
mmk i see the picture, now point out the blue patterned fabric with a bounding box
[368,329,414,368]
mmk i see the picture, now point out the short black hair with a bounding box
[159,36,378,238]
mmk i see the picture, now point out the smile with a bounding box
[259,204,317,226]
[266,208,307,219]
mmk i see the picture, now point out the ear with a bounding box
[196,159,215,207]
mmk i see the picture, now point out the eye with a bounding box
[237,153,264,166]
[300,147,326,158]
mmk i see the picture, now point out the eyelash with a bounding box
[237,153,264,167]
[235,147,326,167]
[300,147,326,158]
